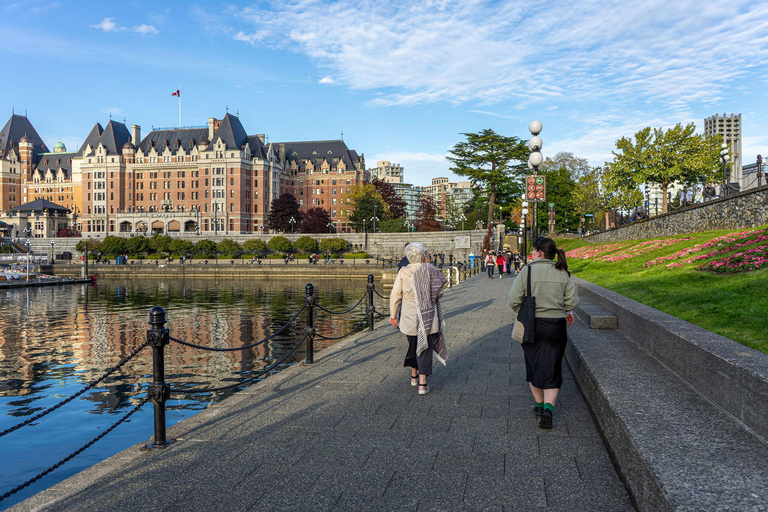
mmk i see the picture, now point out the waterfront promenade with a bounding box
[12,274,632,511]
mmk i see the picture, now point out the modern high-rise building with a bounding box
[421,177,475,222]
[368,160,403,184]
[393,183,421,224]
[704,113,742,190]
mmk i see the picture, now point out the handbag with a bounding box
[511,264,536,344]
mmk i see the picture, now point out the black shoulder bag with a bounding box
[511,264,536,345]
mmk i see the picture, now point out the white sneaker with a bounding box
[418,385,430,395]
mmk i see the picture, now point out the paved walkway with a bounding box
[15,274,633,511]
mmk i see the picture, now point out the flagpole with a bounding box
[178,84,181,128]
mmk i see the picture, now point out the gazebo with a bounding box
[7,199,73,238]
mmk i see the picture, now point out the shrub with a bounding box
[295,236,319,253]
[194,239,217,256]
[76,238,101,254]
[150,235,172,255]
[99,236,128,256]
[268,236,294,254]
[342,252,370,259]
[319,237,348,253]
[217,239,241,256]
[126,236,151,256]
[242,239,268,256]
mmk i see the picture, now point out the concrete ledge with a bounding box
[575,296,618,330]
[566,319,768,512]
[573,277,768,441]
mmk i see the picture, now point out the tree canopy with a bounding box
[607,123,721,213]
[347,185,387,232]
[301,207,333,233]
[371,178,406,219]
[447,129,528,251]
[416,195,442,232]
[267,193,303,232]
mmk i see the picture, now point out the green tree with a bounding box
[76,238,101,255]
[99,236,127,256]
[447,129,528,251]
[539,166,577,234]
[242,239,268,256]
[295,236,319,254]
[169,239,194,256]
[217,239,241,257]
[193,239,217,257]
[349,191,386,232]
[149,235,172,256]
[607,123,721,213]
[572,168,607,231]
[267,193,303,233]
[378,218,407,233]
[268,236,294,254]
[126,236,151,256]
[319,237,348,254]
[541,152,591,179]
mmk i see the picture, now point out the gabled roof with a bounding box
[246,135,268,160]
[276,139,362,170]
[11,198,70,213]
[77,123,104,156]
[210,113,248,150]
[138,128,209,155]
[0,114,50,160]
[93,120,131,155]
[34,152,76,177]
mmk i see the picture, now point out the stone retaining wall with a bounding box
[585,185,768,243]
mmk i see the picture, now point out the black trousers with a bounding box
[404,332,438,376]
[522,318,568,389]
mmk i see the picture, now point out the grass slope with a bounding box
[553,227,768,354]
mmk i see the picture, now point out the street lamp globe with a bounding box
[528,136,543,152]
[529,151,543,167]
[521,200,529,209]
[522,208,529,216]
[528,120,542,135]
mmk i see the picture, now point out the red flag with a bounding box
[172,90,180,97]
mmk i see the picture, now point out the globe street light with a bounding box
[370,215,379,233]
[458,213,466,231]
[327,221,334,233]
[528,121,543,243]
[289,217,296,234]
[720,143,730,197]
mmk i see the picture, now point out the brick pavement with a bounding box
[14,273,633,512]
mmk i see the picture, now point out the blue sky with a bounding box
[3,0,768,186]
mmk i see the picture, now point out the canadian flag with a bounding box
[171,89,180,97]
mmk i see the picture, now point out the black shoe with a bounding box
[539,409,553,429]
[533,405,543,417]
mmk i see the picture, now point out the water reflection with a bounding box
[0,277,380,508]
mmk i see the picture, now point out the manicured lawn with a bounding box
[553,227,768,354]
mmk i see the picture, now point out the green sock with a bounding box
[544,403,554,413]
[535,402,544,408]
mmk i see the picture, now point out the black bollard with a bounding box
[303,283,315,365]
[367,274,375,331]
[146,306,172,449]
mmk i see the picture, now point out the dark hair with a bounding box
[533,237,570,276]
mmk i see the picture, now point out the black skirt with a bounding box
[522,317,568,389]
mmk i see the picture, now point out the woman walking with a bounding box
[486,251,496,278]
[390,242,448,395]
[496,252,506,279]
[508,238,578,429]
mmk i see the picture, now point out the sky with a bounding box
[2,0,768,187]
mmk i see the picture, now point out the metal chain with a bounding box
[372,308,390,318]
[170,303,306,352]
[373,289,390,300]
[0,340,150,439]
[314,316,368,340]
[169,332,309,394]
[0,397,149,503]
[315,291,366,315]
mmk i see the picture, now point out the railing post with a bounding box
[367,274,375,331]
[304,283,315,365]
[146,306,172,449]
[447,267,453,288]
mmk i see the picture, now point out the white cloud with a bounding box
[101,107,125,117]
[91,17,123,32]
[234,31,266,45]
[319,76,334,85]
[469,110,520,120]
[134,24,159,35]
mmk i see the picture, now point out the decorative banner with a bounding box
[525,175,547,203]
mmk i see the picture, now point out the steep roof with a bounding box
[77,123,104,156]
[0,114,50,160]
[34,152,76,178]
[210,113,248,150]
[11,198,70,213]
[246,135,268,160]
[94,120,131,155]
[276,139,362,170]
[138,128,209,155]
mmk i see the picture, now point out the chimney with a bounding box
[208,117,216,140]
[279,143,286,161]
[131,125,141,146]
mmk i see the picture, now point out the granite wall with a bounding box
[585,185,768,243]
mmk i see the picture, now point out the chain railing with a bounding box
[0,270,475,504]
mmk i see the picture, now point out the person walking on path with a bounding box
[486,251,496,278]
[508,237,578,429]
[496,252,506,279]
[390,242,448,396]
[397,243,410,271]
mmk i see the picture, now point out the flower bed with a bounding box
[698,242,768,273]
[665,234,768,269]
[645,229,766,267]
[566,243,627,260]
[599,237,693,262]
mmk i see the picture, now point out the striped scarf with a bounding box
[412,263,448,365]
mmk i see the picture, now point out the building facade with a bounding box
[421,177,475,222]
[368,160,403,184]
[704,113,742,190]
[393,183,421,224]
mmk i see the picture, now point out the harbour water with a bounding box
[0,277,378,509]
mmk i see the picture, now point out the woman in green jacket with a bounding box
[508,237,578,429]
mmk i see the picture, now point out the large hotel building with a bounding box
[0,112,367,236]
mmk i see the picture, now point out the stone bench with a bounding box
[574,296,618,330]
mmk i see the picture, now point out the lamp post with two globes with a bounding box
[528,120,544,243]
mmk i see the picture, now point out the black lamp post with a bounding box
[720,143,730,197]
[528,120,543,243]
[289,217,296,234]
[50,240,55,265]
[758,155,764,188]
[327,221,334,233]
[521,200,529,264]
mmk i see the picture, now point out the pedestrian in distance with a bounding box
[390,242,448,396]
[513,252,521,275]
[496,252,505,279]
[486,251,496,278]
[508,237,578,429]
[397,242,410,271]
